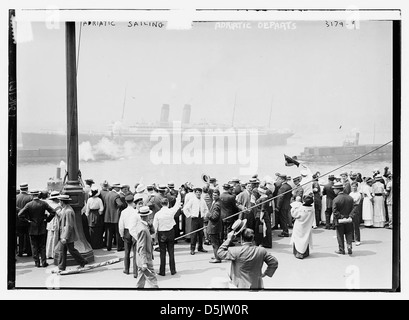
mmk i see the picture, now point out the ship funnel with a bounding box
[160,104,170,125]
[182,104,191,125]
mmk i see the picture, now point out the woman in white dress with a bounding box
[290,194,315,259]
[361,178,374,227]
[371,175,386,228]
[45,191,62,259]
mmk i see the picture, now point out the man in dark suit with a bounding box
[272,174,283,230]
[275,174,292,237]
[332,182,355,255]
[322,175,336,229]
[16,183,33,257]
[18,190,57,267]
[206,188,222,263]
[219,184,239,241]
[104,183,125,251]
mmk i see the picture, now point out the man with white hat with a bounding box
[18,190,57,267]
[217,220,279,289]
[45,190,62,259]
[16,182,33,257]
[129,206,159,288]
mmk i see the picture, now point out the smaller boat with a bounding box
[296,131,392,163]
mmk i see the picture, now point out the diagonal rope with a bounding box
[174,140,393,241]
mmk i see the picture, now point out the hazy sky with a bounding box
[17,20,393,142]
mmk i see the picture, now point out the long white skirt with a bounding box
[362,197,374,226]
[373,196,386,227]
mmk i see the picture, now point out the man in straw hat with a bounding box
[54,194,89,271]
[217,219,278,289]
[129,206,159,288]
[332,182,355,255]
[18,190,57,267]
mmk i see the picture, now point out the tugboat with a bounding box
[296,131,392,163]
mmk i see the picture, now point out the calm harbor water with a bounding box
[15,134,393,191]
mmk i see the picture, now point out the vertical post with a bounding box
[8,9,17,289]
[56,21,94,266]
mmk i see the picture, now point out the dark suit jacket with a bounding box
[59,204,78,243]
[219,191,238,222]
[322,181,336,209]
[276,182,292,213]
[207,199,222,235]
[16,192,32,228]
[104,191,123,223]
[332,192,354,225]
[18,199,56,235]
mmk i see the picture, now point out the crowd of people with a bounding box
[15,164,393,288]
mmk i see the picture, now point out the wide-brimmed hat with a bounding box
[48,190,60,200]
[248,177,260,184]
[232,218,247,236]
[138,206,152,216]
[29,190,40,195]
[133,194,144,203]
[89,187,100,197]
[57,194,72,201]
[111,183,122,189]
[167,181,175,188]
[230,177,240,183]
[332,182,344,189]
[157,184,167,192]
[85,179,95,185]
[135,184,146,193]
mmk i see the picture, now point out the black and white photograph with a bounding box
[3,1,407,300]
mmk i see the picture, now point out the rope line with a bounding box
[174,140,392,241]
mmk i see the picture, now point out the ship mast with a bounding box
[268,95,273,128]
[121,86,127,122]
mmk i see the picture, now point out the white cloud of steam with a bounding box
[79,137,138,162]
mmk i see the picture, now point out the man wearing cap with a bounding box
[55,195,89,271]
[129,206,159,288]
[312,173,322,228]
[18,190,57,267]
[340,172,351,195]
[217,223,279,289]
[322,175,336,229]
[332,182,355,255]
[275,174,292,237]
[230,178,242,196]
[219,183,239,242]
[119,194,141,276]
[104,183,125,251]
[153,193,182,276]
[183,187,209,255]
[16,183,33,257]
[99,180,110,247]
[236,183,251,221]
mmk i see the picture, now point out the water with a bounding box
[15,135,392,191]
